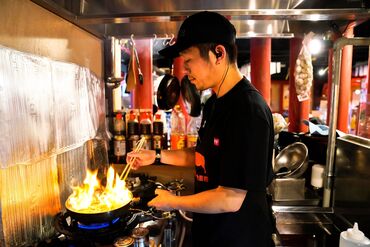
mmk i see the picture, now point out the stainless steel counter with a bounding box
[274,212,341,246]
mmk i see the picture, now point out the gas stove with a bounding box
[40,174,184,247]
[52,207,165,246]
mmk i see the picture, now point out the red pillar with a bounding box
[288,38,310,133]
[250,38,271,105]
[337,24,355,133]
[173,56,185,80]
[132,39,153,109]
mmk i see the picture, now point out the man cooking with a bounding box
[127,11,275,247]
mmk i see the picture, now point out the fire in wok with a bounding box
[66,166,132,215]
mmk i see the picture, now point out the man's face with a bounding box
[180,46,216,91]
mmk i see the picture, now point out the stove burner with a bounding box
[77,217,120,230]
[54,212,136,244]
[54,208,164,245]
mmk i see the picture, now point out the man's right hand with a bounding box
[126,149,156,170]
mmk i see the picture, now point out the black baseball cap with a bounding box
[159,11,236,58]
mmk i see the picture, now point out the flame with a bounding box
[66,166,132,214]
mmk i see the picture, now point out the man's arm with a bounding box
[160,147,195,167]
[149,186,246,213]
[128,147,195,169]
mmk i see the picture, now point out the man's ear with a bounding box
[214,45,226,61]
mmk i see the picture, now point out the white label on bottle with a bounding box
[114,140,126,156]
[153,136,162,149]
[143,140,152,150]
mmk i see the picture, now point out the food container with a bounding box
[270,178,305,201]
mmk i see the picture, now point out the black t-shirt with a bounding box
[193,77,274,247]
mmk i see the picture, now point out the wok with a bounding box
[274,142,308,178]
[157,74,180,110]
[65,199,132,224]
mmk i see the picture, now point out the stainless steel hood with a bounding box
[32,0,370,39]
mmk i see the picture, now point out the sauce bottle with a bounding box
[170,105,186,150]
[113,113,126,163]
[339,223,370,247]
[186,116,200,148]
[127,111,139,152]
[139,111,152,150]
[153,112,165,151]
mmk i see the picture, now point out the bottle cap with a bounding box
[345,223,365,242]
[155,113,162,121]
[129,111,137,121]
[116,113,122,119]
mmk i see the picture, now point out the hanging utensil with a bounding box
[157,64,180,110]
[126,35,141,92]
[133,44,144,85]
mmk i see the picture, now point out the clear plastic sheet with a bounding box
[0,46,55,167]
[0,140,109,246]
[0,45,105,168]
[56,143,89,211]
[52,62,91,150]
[0,157,61,246]
[0,45,107,246]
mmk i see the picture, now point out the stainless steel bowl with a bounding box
[274,142,308,178]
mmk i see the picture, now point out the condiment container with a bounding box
[339,222,370,247]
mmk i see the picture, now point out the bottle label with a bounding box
[114,138,126,156]
[153,135,162,149]
[128,135,139,152]
[114,119,124,133]
[171,134,186,150]
[143,139,152,150]
[187,134,198,147]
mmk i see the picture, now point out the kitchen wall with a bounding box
[0,0,105,246]
[0,0,103,78]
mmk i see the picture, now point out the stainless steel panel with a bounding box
[31,0,370,38]
[271,178,306,201]
[334,135,370,206]
[61,0,304,15]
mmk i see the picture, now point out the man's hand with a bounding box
[148,189,176,211]
[126,149,155,170]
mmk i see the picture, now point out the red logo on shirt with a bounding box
[214,137,220,146]
[195,152,208,182]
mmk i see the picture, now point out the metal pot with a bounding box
[65,200,131,224]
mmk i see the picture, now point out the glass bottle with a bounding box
[127,111,139,152]
[113,134,126,164]
[153,112,165,151]
[186,116,200,148]
[139,111,152,150]
[170,105,186,150]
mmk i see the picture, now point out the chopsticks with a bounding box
[120,136,146,180]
